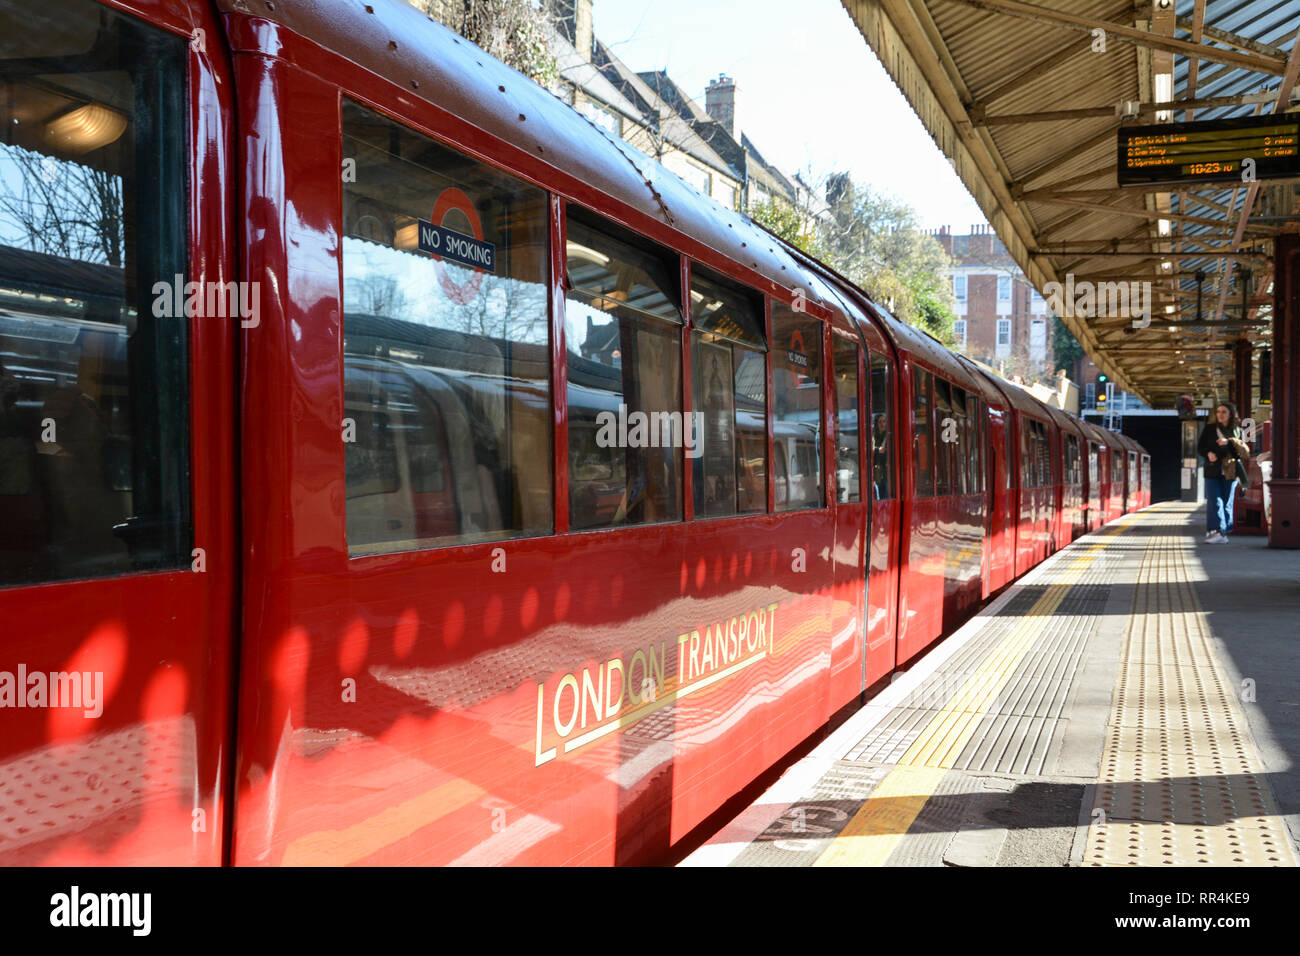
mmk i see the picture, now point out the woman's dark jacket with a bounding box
[1197,421,1247,479]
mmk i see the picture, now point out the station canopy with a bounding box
[841,0,1300,406]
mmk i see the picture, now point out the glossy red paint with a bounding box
[7,0,1153,867]
[0,0,238,866]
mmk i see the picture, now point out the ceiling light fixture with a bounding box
[45,102,127,154]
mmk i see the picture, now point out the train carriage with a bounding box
[953,355,1015,600]
[0,0,1150,867]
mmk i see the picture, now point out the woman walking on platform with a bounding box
[1198,401,1249,544]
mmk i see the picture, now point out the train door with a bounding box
[864,351,898,687]
[830,330,869,702]
[986,405,1013,594]
[0,0,238,864]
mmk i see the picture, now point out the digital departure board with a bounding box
[1117,113,1300,186]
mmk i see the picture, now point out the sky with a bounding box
[591,0,988,231]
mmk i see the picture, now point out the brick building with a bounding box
[933,225,1054,385]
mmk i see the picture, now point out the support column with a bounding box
[1268,233,1300,548]
[1233,337,1252,420]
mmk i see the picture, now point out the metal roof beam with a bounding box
[977,89,1276,126]
[1174,14,1292,61]
[943,0,1289,75]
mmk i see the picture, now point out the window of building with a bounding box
[912,367,934,497]
[1029,318,1046,362]
[996,318,1011,358]
[1031,287,1044,311]
[1085,381,1096,408]
[342,101,553,553]
[869,352,892,501]
[0,0,190,587]
[564,206,684,530]
[690,267,767,518]
[998,275,1011,301]
[954,275,967,301]
[773,304,823,511]
[833,335,861,504]
[954,319,967,349]
[685,164,711,197]
[581,98,621,137]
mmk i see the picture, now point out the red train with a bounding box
[0,0,1149,865]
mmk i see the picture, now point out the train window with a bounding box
[933,378,953,497]
[833,334,861,504]
[1004,418,1013,491]
[1020,421,1033,488]
[965,392,981,494]
[0,1,190,587]
[1088,442,1099,488]
[342,101,553,553]
[1038,423,1051,488]
[565,207,683,530]
[912,367,934,497]
[691,267,767,350]
[772,304,823,511]
[690,267,766,518]
[1065,434,1080,486]
[868,352,893,500]
[1128,452,1137,493]
[951,386,968,496]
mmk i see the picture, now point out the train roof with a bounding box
[219,0,854,329]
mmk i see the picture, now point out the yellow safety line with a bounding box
[815,515,1138,866]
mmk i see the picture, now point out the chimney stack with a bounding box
[551,0,593,61]
[935,224,953,255]
[705,74,741,141]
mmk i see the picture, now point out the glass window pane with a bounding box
[934,378,953,496]
[566,209,682,530]
[691,267,765,351]
[692,332,766,518]
[567,210,680,324]
[965,392,980,494]
[833,335,860,503]
[342,101,552,553]
[772,304,822,511]
[869,352,892,501]
[1020,421,1032,488]
[0,0,189,587]
[952,387,968,496]
[1004,419,1013,490]
[913,367,933,498]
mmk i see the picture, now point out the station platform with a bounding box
[682,502,1300,867]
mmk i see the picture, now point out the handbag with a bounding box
[1217,426,1247,485]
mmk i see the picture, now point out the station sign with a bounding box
[1117,113,1300,187]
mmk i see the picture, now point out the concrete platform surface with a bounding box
[680,502,1300,867]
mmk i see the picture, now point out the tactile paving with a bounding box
[1083,510,1297,867]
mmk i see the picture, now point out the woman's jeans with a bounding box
[1206,476,1238,533]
